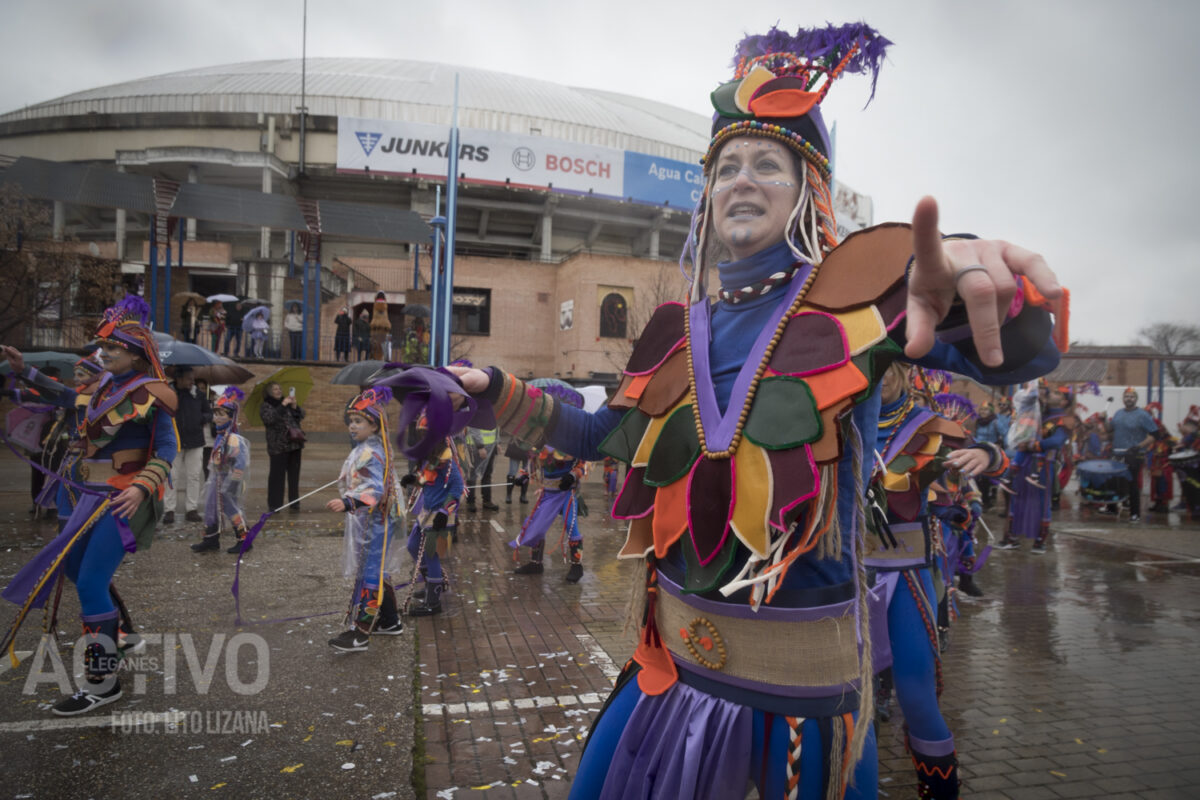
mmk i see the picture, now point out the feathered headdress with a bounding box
[704,22,891,177]
[214,385,246,426]
[348,385,393,422]
[94,295,165,380]
[933,392,977,426]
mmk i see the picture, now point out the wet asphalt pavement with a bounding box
[1,442,1199,799]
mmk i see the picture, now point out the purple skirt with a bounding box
[598,679,752,800]
[511,488,576,548]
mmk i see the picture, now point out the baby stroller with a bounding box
[1076,458,1131,519]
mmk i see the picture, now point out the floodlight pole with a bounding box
[441,74,460,368]
[298,0,308,174]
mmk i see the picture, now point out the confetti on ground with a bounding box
[342,762,356,770]
[190,775,199,783]
[219,756,237,763]
[1050,770,1067,778]
[280,764,304,773]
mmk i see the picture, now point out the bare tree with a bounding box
[1138,322,1200,386]
[0,186,117,346]
[604,263,690,373]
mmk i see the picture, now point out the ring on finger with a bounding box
[954,264,989,282]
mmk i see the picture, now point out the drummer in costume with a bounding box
[449,23,1065,799]
[1173,406,1200,520]
[1000,385,1075,552]
[1144,403,1176,514]
[326,387,405,651]
[512,446,587,583]
[2,296,178,716]
[192,387,252,554]
[871,365,1006,797]
[403,441,464,617]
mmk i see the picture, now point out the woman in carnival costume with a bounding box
[2,296,178,716]
[401,437,464,617]
[445,23,1065,799]
[512,445,587,583]
[871,365,1006,798]
[192,387,252,554]
[1000,385,1076,553]
[325,386,406,651]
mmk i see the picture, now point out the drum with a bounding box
[1077,459,1131,504]
[1169,450,1200,513]
[1168,449,1200,471]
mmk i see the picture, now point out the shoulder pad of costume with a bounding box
[919,413,966,440]
[805,222,912,312]
[144,381,179,413]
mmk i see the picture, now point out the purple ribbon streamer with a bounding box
[372,365,495,464]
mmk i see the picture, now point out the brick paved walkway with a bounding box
[416,482,1200,800]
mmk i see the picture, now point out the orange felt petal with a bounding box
[624,373,652,402]
[748,88,820,118]
[634,636,679,696]
[652,477,690,559]
[805,363,869,411]
[811,402,849,463]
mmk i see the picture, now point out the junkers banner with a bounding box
[337,116,702,208]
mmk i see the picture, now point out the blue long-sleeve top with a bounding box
[543,241,1059,595]
[421,460,464,510]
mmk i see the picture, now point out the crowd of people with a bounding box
[3,19,1191,800]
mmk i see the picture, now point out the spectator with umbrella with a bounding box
[224,300,245,358]
[244,305,271,359]
[252,370,310,512]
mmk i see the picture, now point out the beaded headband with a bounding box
[94,295,165,379]
[702,23,891,178]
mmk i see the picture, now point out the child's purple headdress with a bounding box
[94,295,165,379]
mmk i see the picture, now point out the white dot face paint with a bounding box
[709,136,802,261]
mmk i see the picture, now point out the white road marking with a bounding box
[575,632,621,681]
[422,693,603,717]
[0,710,188,734]
[490,520,505,534]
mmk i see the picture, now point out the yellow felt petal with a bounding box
[730,441,773,558]
[916,433,943,456]
[631,399,688,467]
[882,471,911,493]
[734,65,775,113]
[839,305,887,355]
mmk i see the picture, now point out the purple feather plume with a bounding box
[934,392,977,423]
[222,386,246,402]
[106,294,151,325]
[372,385,393,406]
[1080,381,1101,396]
[732,22,892,103]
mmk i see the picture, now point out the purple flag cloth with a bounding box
[2,493,106,609]
[372,365,495,464]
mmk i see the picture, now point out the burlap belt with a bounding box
[862,521,929,569]
[656,576,863,691]
[78,449,147,486]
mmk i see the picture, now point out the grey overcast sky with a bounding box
[2,0,1196,346]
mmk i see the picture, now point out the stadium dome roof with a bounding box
[0,58,711,161]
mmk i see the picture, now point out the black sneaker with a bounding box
[482,501,500,511]
[191,536,220,553]
[565,563,583,584]
[227,540,251,555]
[185,510,202,523]
[119,631,145,655]
[465,503,478,513]
[409,601,442,617]
[51,680,122,716]
[162,511,176,525]
[1031,541,1047,554]
[514,561,544,575]
[374,619,404,636]
[1129,514,1141,522]
[996,538,1021,550]
[329,629,370,652]
[957,575,984,597]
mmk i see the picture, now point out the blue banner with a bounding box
[622,152,704,209]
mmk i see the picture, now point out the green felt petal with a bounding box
[744,377,822,450]
[599,408,651,464]
[710,80,752,120]
[888,454,917,474]
[644,405,701,487]
[681,531,739,595]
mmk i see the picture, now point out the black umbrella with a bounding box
[330,360,401,386]
[404,304,431,318]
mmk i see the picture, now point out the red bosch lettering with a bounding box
[546,155,612,179]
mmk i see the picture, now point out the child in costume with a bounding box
[444,23,1065,799]
[326,387,405,652]
[402,441,464,617]
[1000,385,1076,552]
[1004,382,1043,487]
[512,447,586,583]
[192,387,251,554]
[2,297,178,716]
[602,456,620,504]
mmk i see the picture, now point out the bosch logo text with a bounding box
[545,155,612,179]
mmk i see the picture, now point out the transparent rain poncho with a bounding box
[338,435,404,583]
